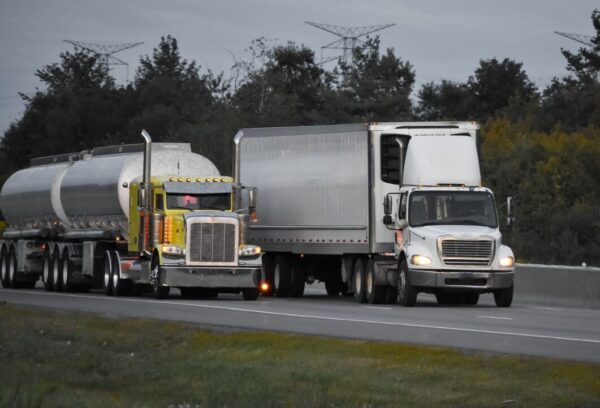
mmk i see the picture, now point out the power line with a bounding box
[554,31,594,47]
[63,40,144,82]
[306,22,395,66]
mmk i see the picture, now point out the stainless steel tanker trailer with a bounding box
[0,131,262,300]
[235,122,515,307]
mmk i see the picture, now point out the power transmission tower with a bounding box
[554,31,594,47]
[64,40,144,82]
[306,22,395,65]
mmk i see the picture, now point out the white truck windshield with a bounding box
[166,193,231,211]
[409,191,498,228]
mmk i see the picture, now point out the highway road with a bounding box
[1,284,599,363]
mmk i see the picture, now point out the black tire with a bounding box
[352,257,366,303]
[365,259,386,304]
[7,247,18,289]
[463,293,480,305]
[151,255,170,299]
[435,293,462,305]
[273,254,291,297]
[494,285,513,308]
[52,250,63,292]
[242,288,259,301]
[289,259,305,298]
[341,282,353,297]
[111,251,130,297]
[0,246,8,288]
[103,251,113,296]
[61,250,76,293]
[325,279,342,296]
[261,254,275,296]
[397,259,417,307]
[42,251,53,291]
[340,257,355,296]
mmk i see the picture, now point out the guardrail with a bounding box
[515,264,600,309]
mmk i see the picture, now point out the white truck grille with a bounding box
[440,239,494,266]
[186,218,238,266]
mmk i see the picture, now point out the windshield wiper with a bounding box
[449,219,491,227]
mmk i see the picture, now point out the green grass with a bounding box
[0,303,599,407]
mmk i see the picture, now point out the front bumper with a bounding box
[408,269,513,291]
[161,265,260,289]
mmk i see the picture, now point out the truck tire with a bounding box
[151,255,170,299]
[261,254,275,296]
[51,249,63,292]
[340,256,355,296]
[0,246,8,288]
[384,287,398,304]
[61,250,76,293]
[111,251,130,297]
[289,260,305,298]
[463,293,480,305]
[352,257,366,303]
[397,259,417,307]
[102,251,113,296]
[7,247,18,289]
[494,285,513,308]
[42,250,53,291]
[365,259,386,304]
[273,254,291,297]
[242,288,259,300]
[325,279,341,296]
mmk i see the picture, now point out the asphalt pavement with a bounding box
[1,283,599,363]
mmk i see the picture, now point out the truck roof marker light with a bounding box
[213,177,220,182]
[169,177,175,182]
[178,177,183,182]
[186,178,192,182]
[196,178,202,182]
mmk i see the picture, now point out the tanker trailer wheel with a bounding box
[0,245,8,288]
[111,251,131,297]
[494,285,513,308]
[7,246,19,289]
[51,249,63,292]
[42,249,53,291]
[352,257,367,304]
[273,254,291,297]
[365,258,386,304]
[151,254,170,299]
[102,251,113,296]
[397,259,417,307]
[61,249,76,293]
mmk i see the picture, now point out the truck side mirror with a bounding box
[383,194,393,225]
[396,219,408,230]
[506,196,514,227]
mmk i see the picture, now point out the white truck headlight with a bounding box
[162,245,185,256]
[239,245,261,257]
[411,255,432,266]
[499,256,515,268]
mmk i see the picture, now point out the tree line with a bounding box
[1,11,600,265]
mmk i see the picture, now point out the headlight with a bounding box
[162,245,185,256]
[239,245,261,257]
[499,256,515,268]
[411,255,432,266]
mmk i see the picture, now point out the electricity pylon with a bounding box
[306,22,395,65]
[64,40,143,81]
[554,31,594,47]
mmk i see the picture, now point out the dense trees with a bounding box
[1,10,600,264]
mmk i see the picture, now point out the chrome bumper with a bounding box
[161,265,260,288]
[408,269,513,290]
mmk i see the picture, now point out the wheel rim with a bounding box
[104,261,110,288]
[274,264,280,290]
[8,255,15,281]
[43,258,49,283]
[0,253,5,282]
[62,259,69,286]
[366,268,372,295]
[354,266,361,294]
[112,264,119,289]
[52,256,59,285]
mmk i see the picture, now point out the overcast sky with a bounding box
[0,0,597,134]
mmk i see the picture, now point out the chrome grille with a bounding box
[440,239,494,266]
[188,220,237,265]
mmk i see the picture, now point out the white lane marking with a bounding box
[3,289,600,345]
[534,306,562,311]
[363,306,393,310]
[477,315,513,321]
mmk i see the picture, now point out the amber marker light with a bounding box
[260,282,270,293]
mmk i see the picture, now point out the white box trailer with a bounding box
[235,122,515,306]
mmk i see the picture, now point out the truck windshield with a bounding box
[166,193,231,211]
[409,191,498,228]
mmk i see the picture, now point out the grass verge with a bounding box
[1,303,599,407]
